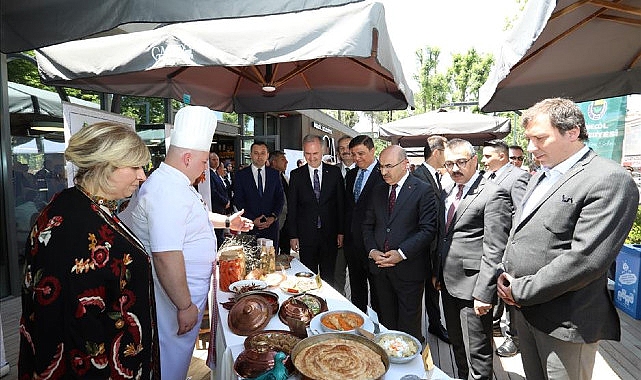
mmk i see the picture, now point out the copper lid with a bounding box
[228,294,271,336]
[278,294,327,326]
[236,290,279,315]
[234,343,279,379]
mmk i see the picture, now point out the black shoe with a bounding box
[496,336,519,357]
[428,324,450,344]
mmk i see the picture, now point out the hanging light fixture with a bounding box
[261,64,276,92]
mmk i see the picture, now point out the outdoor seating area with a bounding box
[2,1,640,379]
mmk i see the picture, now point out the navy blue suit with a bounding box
[362,175,437,340]
[233,165,285,245]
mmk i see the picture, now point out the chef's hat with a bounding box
[170,106,217,151]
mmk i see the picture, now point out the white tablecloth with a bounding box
[214,259,453,380]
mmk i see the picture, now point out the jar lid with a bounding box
[228,294,271,336]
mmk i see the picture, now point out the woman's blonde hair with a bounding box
[65,122,150,194]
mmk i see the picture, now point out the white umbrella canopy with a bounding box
[479,0,641,112]
[379,110,511,147]
[0,0,363,54]
[35,1,413,113]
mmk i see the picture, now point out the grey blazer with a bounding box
[504,149,639,343]
[439,174,513,303]
[493,163,530,213]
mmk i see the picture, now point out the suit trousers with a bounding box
[299,231,337,288]
[515,309,598,380]
[344,242,379,313]
[333,247,348,296]
[424,270,443,328]
[442,286,493,380]
[372,267,424,341]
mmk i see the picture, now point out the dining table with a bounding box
[214,258,454,380]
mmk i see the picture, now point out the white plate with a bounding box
[229,279,267,294]
[310,310,374,335]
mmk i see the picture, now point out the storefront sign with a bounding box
[579,96,627,162]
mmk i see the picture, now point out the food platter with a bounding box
[229,279,268,294]
[291,332,389,380]
[279,275,321,294]
[310,310,374,334]
[374,330,421,364]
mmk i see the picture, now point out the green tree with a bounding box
[414,46,448,112]
[446,48,493,108]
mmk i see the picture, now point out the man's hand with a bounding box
[176,302,199,335]
[497,272,520,307]
[373,249,402,267]
[337,234,344,248]
[432,276,441,291]
[228,209,253,232]
[473,299,492,316]
[254,214,269,230]
[290,238,300,253]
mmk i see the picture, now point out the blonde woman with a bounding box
[19,122,159,379]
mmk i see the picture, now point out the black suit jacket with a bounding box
[412,164,446,273]
[288,163,344,243]
[362,175,437,281]
[344,162,385,252]
[209,168,229,214]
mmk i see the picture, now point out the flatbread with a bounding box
[294,338,385,380]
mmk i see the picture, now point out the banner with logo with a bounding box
[579,96,627,162]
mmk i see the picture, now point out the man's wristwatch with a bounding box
[225,217,230,228]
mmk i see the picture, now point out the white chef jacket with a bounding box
[120,162,217,379]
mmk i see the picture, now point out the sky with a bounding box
[378,0,523,91]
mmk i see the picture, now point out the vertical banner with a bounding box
[579,96,627,162]
[62,102,136,188]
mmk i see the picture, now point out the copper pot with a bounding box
[228,294,271,336]
[234,342,284,379]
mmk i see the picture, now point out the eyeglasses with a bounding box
[380,160,406,170]
[444,158,473,170]
[509,156,525,161]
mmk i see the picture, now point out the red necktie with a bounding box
[383,184,398,251]
[446,184,464,231]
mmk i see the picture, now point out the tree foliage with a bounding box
[446,48,493,107]
[414,47,448,112]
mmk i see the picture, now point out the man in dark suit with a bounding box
[288,135,345,285]
[334,135,355,295]
[344,135,385,313]
[269,150,290,255]
[363,145,437,341]
[481,139,530,357]
[233,141,285,245]
[437,138,512,380]
[498,98,639,380]
[412,135,450,344]
[209,152,230,247]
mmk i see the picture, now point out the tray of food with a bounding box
[291,332,389,379]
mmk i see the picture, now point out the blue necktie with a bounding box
[257,168,263,197]
[354,169,365,202]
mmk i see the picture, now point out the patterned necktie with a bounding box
[313,169,321,201]
[353,169,366,202]
[314,169,322,228]
[383,184,398,252]
[446,184,465,231]
[257,168,263,197]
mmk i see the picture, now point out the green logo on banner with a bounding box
[579,96,627,162]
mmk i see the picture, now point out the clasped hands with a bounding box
[369,249,402,267]
[497,272,521,308]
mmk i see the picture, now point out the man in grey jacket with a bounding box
[498,98,638,380]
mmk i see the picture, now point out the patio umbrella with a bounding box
[377,110,511,147]
[479,0,641,112]
[0,0,363,54]
[35,1,413,113]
